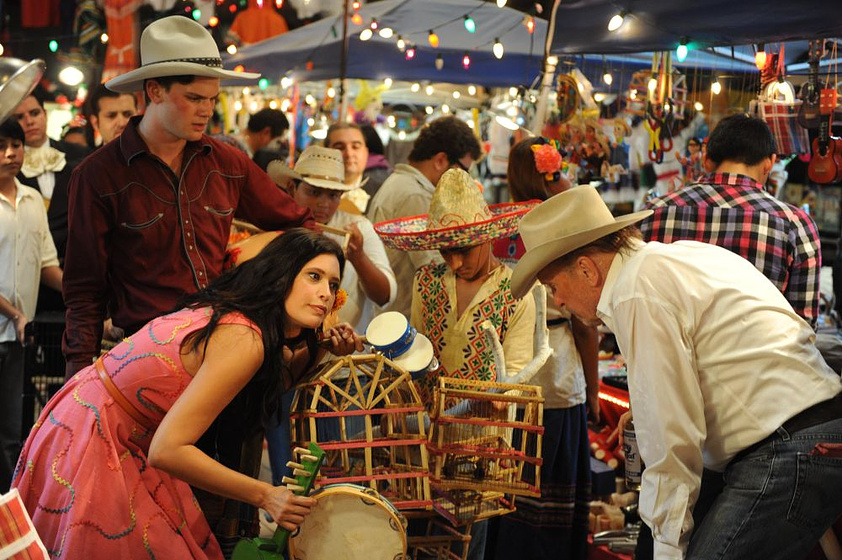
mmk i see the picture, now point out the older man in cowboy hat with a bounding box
[511,187,842,560]
[62,15,314,378]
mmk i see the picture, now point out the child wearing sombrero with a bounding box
[375,168,536,560]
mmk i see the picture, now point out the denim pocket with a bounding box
[787,451,842,528]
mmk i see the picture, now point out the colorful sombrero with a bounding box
[374,168,538,252]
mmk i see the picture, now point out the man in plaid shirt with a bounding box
[640,113,821,329]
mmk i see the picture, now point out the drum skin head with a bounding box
[292,486,406,560]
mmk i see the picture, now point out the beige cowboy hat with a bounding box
[105,16,260,93]
[510,186,652,299]
[375,168,537,252]
[267,146,353,191]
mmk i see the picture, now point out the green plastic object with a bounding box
[231,442,325,560]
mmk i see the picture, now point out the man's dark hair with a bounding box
[0,118,25,142]
[248,108,289,137]
[705,113,775,167]
[142,75,196,105]
[27,86,50,109]
[325,121,362,147]
[409,116,482,164]
[88,83,137,116]
[360,124,384,155]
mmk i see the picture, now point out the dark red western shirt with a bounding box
[63,116,314,374]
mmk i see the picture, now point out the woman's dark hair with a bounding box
[507,137,550,203]
[360,124,385,155]
[178,228,345,423]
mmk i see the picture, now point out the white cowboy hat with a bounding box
[105,16,259,93]
[510,186,653,299]
[375,168,536,252]
[268,146,352,191]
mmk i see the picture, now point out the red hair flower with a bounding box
[531,143,563,180]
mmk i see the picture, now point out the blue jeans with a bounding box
[687,417,842,560]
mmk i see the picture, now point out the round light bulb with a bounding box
[608,13,625,32]
[755,51,767,70]
[442,104,450,114]
[435,55,444,71]
[411,83,420,92]
[269,100,278,109]
[379,27,394,39]
[234,100,243,111]
[452,91,461,99]
[100,33,109,44]
[648,78,658,92]
[425,106,434,115]
[694,101,704,111]
[594,93,606,103]
[464,16,476,34]
[384,77,392,88]
[281,76,293,89]
[468,85,477,96]
[426,85,434,96]
[398,130,407,140]
[603,72,613,86]
[509,87,518,97]
[428,31,439,48]
[496,0,507,7]
[405,47,416,60]
[58,66,84,86]
[227,44,238,55]
[676,43,688,62]
[360,29,373,41]
[462,54,471,69]
[396,37,406,51]
[327,87,336,98]
[711,80,722,95]
[492,39,504,60]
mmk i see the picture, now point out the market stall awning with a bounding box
[549,0,842,55]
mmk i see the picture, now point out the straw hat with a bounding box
[106,16,259,93]
[267,146,352,191]
[510,186,652,299]
[375,169,536,252]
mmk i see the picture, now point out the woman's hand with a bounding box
[322,322,364,356]
[260,485,317,532]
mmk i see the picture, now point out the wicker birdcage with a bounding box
[290,353,432,510]
[427,377,544,500]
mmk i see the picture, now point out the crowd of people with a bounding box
[1,13,842,560]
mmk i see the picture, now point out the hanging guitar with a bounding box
[797,39,824,130]
[232,443,325,560]
[808,43,842,185]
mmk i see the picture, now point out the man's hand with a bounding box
[616,410,633,447]
[344,223,365,264]
[13,313,27,345]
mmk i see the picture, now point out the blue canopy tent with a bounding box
[224,0,551,88]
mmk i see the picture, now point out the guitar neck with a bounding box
[272,442,325,550]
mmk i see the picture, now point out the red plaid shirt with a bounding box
[640,172,821,328]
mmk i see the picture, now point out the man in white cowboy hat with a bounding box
[511,186,842,560]
[62,15,314,378]
[376,168,536,560]
[268,146,395,331]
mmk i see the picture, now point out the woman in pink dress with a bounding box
[12,228,363,558]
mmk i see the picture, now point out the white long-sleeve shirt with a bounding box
[597,239,841,559]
